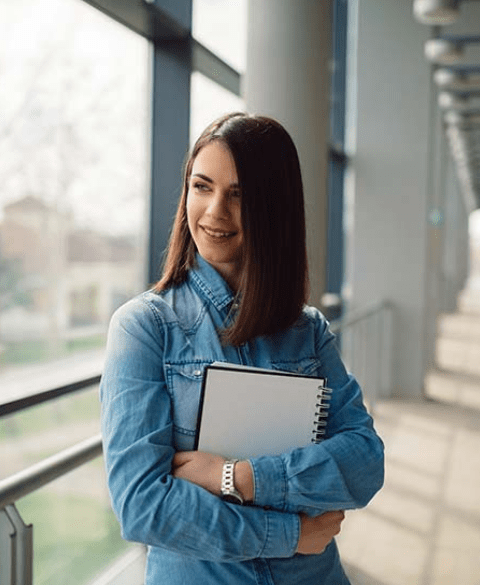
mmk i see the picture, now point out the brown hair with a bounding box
[154,112,308,345]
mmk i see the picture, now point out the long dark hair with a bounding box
[154,112,309,346]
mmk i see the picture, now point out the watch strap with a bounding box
[221,459,244,504]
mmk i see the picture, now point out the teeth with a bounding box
[203,227,234,238]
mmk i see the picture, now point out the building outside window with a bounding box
[0,0,149,583]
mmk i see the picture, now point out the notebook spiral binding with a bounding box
[311,386,332,443]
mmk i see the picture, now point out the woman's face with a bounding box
[186,141,244,290]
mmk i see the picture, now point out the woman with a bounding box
[100,113,384,584]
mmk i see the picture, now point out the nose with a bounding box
[207,191,230,219]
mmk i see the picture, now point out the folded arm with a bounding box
[100,299,300,562]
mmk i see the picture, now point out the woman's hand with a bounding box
[172,451,254,501]
[297,511,345,555]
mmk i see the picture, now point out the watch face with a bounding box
[222,493,243,505]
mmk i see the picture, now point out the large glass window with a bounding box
[0,0,150,384]
[0,0,149,580]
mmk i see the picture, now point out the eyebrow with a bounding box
[191,173,213,183]
[191,173,239,188]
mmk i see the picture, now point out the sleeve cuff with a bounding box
[259,508,300,558]
[250,455,287,510]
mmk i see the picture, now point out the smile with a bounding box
[201,226,236,239]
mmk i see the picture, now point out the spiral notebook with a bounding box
[195,362,332,459]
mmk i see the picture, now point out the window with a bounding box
[0,1,150,582]
[0,0,149,378]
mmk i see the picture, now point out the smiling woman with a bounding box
[155,113,309,345]
[100,112,385,585]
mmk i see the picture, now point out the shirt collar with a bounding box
[188,254,236,311]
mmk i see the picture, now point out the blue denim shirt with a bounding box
[100,255,384,585]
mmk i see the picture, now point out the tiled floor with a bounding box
[338,286,480,585]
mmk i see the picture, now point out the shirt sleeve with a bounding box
[249,311,385,516]
[99,296,300,562]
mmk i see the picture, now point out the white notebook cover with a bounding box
[195,363,329,459]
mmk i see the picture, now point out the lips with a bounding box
[200,225,237,239]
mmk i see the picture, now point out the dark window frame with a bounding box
[327,0,348,305]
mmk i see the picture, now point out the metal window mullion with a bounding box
[80,0,190,41]
[148,38,192,284]
[192,40,241,96]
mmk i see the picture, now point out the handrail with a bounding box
[0,374,102,418]
[329,300,394,333]
[0,434,103,509]
[328,300,394,406]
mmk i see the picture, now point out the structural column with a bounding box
[344,0,432,398]
[245,0,332,309]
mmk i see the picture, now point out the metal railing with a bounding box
[330,300,394,410]
[0,372,103,585]
[0,436,103,585]
[0,374,102,418]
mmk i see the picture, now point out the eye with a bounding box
[229,188,241,199]
[192,181,209,193]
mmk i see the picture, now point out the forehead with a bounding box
[191,141,238,182]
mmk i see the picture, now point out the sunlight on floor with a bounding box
[338,290,480,585]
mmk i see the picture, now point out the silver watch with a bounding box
[221,459,244,505]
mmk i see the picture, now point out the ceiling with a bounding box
[414,0,480,210]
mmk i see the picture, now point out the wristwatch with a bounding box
[221,459,244,505]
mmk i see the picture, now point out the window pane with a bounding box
[16,457,145,585]
[193,0,248,72]
[0,387,100,480]
[0,0,150,386]
[190,72,245,145]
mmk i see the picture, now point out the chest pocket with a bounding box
[269,356,322,378]
[165,361,212,451]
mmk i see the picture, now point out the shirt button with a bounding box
[193,370,202,377]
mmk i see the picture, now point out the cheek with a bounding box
[186,194,197,229]
[234,205,243,232]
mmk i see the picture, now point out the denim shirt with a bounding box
[100,255,384,585]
